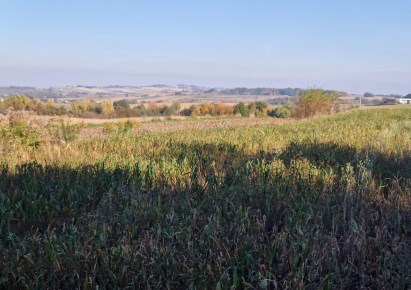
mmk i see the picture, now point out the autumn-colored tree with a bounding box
[292,89,336,119]
[71,100,96,117]
[199,103,215,115]
[45,99,54,107]
[214,103,234,116]
[99,101,114,115]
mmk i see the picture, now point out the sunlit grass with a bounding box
[0,107,410,289]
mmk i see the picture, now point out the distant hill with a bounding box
[204,87,349,97]
[205,87,303,96]
[363,92,403,98]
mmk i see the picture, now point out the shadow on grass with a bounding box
[280,140,411,181]
[0,141,409,289]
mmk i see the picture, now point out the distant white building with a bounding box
[398,98,411,104]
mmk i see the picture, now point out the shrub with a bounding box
[214,103,234,116]
[160,102,181,116]
[251,101,268,117]
[97,101,114,115]
[0,119,40,148]
[47,119,83,144]
[234,102,249,117]
[292,89,336,118]
[269,106,292,118]
[169,101,181,115]
[116,120,140,135]
[113,99,130,110]
[0,95,67,116]
[71,100,97,117]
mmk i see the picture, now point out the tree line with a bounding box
[0,89,337,119]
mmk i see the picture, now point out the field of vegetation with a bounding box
[0,107,410,289]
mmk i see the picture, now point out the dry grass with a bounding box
[0,107,410,289]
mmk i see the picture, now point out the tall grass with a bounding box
[0,108,410,289]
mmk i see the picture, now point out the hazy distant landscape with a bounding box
[1,84,406,108]
[1,1,410,289]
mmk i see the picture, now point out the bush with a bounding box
[292,89,336,119]
[268,106,292,118]
[47,119,83,144]
[0,119,40,148]
[97,101,114,115]
[0,95,67,116]
[234,102,249,117]
[214,103,234,115]
[249,101,268,117]
[113,99,130,110]
[71,100,97,117]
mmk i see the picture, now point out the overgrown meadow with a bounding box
[0,108,410,289]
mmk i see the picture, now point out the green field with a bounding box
[0,108,410,289]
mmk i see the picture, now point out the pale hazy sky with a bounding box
[1,0,410,94]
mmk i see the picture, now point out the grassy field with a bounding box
[0,108,410,289]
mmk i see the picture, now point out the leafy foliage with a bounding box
[234,102,250,117]
[0,120,40,148]
[268,106,292,118]
[0,95,67,115]
[47,119,83,144]
[113,99,130,110]
[293,89,337,118]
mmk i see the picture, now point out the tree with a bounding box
[99,101,114,115]
[214,103,234,115]
[199,103,215,115]
[364,92,374,98]
[235,102,249,117]
[71,100,96,116]
[45,99,54,107]
[71,101,83,117]
[189,104,201,116]
[170,102,181,114]
[292,89,336,119]
[113,99,130,110]
[253,101,268,117]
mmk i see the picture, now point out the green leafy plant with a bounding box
[0,118,40,148]
[47,119,83,144]
[268,106,292,118]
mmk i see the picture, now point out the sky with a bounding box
[0,0,410,94]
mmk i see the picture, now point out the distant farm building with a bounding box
[382,98,411,105]
[398,98,411,104]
